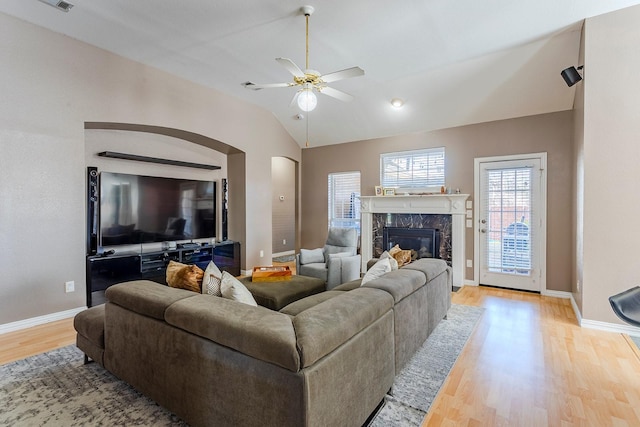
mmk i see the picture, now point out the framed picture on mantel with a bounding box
[383,188,395,196]
[375,185,383,196]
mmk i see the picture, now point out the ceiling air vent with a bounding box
[37,0,74,12]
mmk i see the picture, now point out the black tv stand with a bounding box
[178,242,201,249]
[86,241,241,307]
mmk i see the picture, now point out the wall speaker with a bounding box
[561,66,583,87]
[221,178,228,242]
[87,166,99,255]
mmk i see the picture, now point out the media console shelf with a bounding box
[86,241,241,307]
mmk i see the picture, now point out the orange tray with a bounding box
[251,265,292,282]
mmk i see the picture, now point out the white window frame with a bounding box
[328,171,361,234]
[380,147,445,193]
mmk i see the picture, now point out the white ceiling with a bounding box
[2,0,639,147]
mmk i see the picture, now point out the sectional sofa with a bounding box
[74,258,451,426]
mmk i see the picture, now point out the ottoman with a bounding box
[240,275,325,310]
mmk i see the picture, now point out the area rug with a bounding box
[0,304,482,426]
[369,303,484,426]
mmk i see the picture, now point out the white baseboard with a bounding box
[463,279,478,287]
[541,289,573,299]
[581,318,640,337]
[541,289,640,337]
[0,306,86,335]
[240,269,253,276]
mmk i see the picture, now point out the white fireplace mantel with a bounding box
[360,194,469,286]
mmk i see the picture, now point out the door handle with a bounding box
[481,219,487,224]
[480,228,486,233]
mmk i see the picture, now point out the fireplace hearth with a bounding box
[383,227,441,260]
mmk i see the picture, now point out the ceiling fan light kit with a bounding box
[297,86,318,111]
[244,5,364,112]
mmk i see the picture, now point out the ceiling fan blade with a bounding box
[242,81,294,90]
[319,86,354,102]
[320,66,365,83]
[289,91,300,108]
[276,57,306,78]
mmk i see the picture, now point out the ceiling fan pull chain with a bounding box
[306,106,310,147]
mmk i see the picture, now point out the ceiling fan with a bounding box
[242,5,364,112]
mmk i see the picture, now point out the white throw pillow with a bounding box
[220,271,258,306]
[361,257,391,285]
[203,261,223,296]
[380,251,399,271]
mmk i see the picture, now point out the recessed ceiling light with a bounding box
[391,98,404,108]
[37,0,74,12]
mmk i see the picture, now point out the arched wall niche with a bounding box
[84,122,244,155]
[84,122,248,267]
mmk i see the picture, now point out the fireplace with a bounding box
[359,194,469,286]
[383,227,441,260]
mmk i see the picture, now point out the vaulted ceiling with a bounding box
[2,0,639,147]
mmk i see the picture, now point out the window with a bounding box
[328,172,361,233]
[380,147,445,190]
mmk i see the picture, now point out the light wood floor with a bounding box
[2,285,639,426]
[423,286,640,426]
[0,317,76,365]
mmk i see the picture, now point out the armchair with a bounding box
[296,227,361,289]
[609,286,640,327]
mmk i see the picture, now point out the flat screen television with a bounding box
[99,172,216,247]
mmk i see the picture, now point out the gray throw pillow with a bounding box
[300,248,325,264]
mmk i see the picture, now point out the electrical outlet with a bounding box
[466,259,473,268]
[283,239,286,245]
[259,250,264,258]
[577,280,581,292]
[65,281,75,293]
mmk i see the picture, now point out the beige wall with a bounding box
[271,157,296,254]
[0,13,300,325]
[581,5,640,324]
[571,25,586,314]
[301,111,574,291]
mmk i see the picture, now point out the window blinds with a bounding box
[328,172,361,232]
[380,147,445,189]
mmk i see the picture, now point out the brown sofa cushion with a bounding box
[361,268,425,303]
[293,287,394,368]
[105,280,196,320]
[165,295,300,372]
[279,291,344,316]
[74,304,105,347]
[401,258,449,282]
[332,279,362,291]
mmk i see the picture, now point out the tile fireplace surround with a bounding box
[360,194,469,286]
